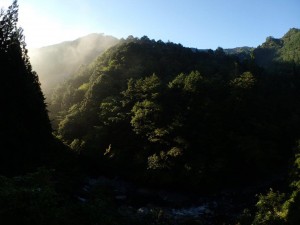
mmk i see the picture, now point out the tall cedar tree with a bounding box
[0,1,52,175]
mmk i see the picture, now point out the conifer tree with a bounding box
[0,0,52,175]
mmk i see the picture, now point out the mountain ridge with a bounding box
[47,28,300,195]
[31,28,300,99]
[29,33,119,95]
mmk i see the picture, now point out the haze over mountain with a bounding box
[49,28,300,182]
[28,32,257,99]
[2,0,300,224]
[47,29,300,225]
[28,33,119,95]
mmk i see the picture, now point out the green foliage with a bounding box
[183,70,204,92]
[254,28,300,75]
[168,70,205,94]
[247,144,300,225]
[230,71,256,90]
[281,28,300,64]
[49,29,300,192]
[29,33,119,96]
[3,1,300,224]
[147,147,183,170]
[99,96,125,125]
[131,100,162,136]
[252,189,286,225]
[123,74,161,101]
[290,142,300,189]
[78,82,89,91]
[285,190,300,225]
[284,146,300,225]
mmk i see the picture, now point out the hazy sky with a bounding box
[1,0,300,49]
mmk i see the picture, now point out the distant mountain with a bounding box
[224,46,254,55]
[191,46,254,61]
[29,33,119,95]
[224,46,254,61]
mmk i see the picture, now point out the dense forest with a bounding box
[1,1,300,225]
[51,29,300,189]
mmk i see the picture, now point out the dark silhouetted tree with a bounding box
[0,1,52,175]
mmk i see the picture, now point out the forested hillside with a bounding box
[0,3,126,224]
[50,30,300,225]
[254,28,300,75]
[29,33,119,95]
[1,1,300,224]
[50,30,300,194]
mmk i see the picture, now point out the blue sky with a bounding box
[1,0,300,49]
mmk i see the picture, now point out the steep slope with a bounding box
[49,33,300,192]
[29,33,119,95]
[253,28,300,74]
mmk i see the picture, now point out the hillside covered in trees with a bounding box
[51,30,300,189]
[29,33,119,95]
[49,28,300,224]
[1,1,300,224]
[253,28,300,75]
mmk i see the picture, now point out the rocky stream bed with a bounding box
[76,176,284,225]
